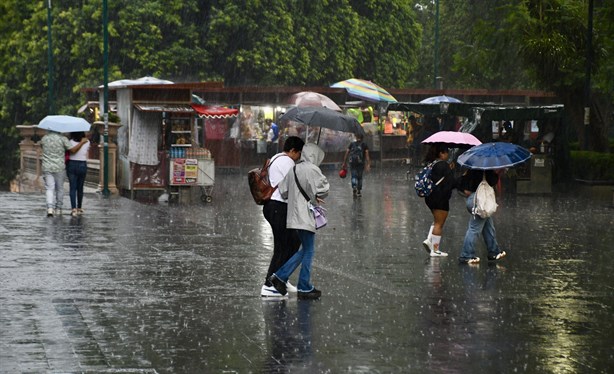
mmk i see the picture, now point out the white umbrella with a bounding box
[99,76,173,88]
[287,91,341,111]
[37,115,91,133]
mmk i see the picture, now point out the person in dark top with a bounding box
[457,169,506,264]
[422,143,457,257]
[341,134,370,197]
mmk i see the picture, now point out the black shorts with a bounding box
[425,191,450,211]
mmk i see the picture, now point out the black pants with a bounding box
[263,200,301,286]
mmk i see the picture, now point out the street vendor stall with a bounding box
[109,84,216,201]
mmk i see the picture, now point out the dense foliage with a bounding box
[0,0,612,188]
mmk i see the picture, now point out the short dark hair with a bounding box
[283,136,305,153]
[70,132,85,142]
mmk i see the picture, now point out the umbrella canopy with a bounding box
[457,142,531,170]
[279,106,365,136]
[37,115,91,133]
[419,95,462,104]
[288,91,341,111]
[100,76,173,88]
[331,78,397,103]
[422,131,481,147]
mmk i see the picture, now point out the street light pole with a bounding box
[433,0,440,89]
[583,0,594,150]
[46,0,54,114]
[102,0,110,197]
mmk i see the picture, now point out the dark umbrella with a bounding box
[279,106,365,138]
[457,142,531,170]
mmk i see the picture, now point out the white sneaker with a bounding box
[55,208,62,216]
[430,250,448,257]
[286,281,297,293]
[260,285,287,298]
[422,239,433,253]
[47,208,54,217]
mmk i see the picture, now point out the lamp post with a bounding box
[583,0,594,150]
[46,0,55,114]
[102,0,110,196]
[433,0,440,89]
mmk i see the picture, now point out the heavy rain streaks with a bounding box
[0,169,613,372]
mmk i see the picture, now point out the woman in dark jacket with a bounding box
[422,143,457,256]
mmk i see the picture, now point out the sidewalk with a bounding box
[1,169,613,373]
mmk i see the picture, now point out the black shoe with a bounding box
[356,190,362,197]
[269,274,287,296]
[297,288,321,300]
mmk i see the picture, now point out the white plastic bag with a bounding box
[472,176,498,218]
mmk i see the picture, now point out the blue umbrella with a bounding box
[457,142,531,170]
[419,95,462,104]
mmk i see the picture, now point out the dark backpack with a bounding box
[247,155,283,205]
[414,160,444,197]
[348,142,364,165]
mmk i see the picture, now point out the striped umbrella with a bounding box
[331,78,397,103]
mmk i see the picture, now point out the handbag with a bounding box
[293,166,327,229]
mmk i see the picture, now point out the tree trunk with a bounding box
[559,88,610,151]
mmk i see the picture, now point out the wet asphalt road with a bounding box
[1,168,613,373]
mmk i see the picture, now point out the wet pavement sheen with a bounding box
[1,168,613,373]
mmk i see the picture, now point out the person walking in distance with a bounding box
[261,136,305,297]
[341,133,370,197]
[40,130,89,217]
[422,143,457,257]
[270,143,330,299]
[66,132,91,217]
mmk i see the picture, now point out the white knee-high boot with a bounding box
[430,235,448,257]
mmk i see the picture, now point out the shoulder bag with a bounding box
[293,166,327,229]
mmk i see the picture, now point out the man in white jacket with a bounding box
[270,143,330,299]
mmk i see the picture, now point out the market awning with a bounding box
[191,104,239,118]
[134,103,195,113]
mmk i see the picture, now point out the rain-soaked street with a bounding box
[1,167,613,373]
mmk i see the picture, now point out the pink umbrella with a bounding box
[288,91,342,111]
[422,131,481,147]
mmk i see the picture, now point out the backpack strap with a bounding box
[431,160,445,185]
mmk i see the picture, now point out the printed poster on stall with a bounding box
[171,158,198,185]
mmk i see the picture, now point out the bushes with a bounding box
[571,151,614,181]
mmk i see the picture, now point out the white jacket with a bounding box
[279,143,330,233]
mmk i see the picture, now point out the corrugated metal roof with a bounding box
[134,104,194,113]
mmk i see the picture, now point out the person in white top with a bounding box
[260,136,305,297]
[67,132,91,217]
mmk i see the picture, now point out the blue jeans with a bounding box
[66,160,88,210]
[273,229,316,292]
[459,193,500,260]
[350,165,364,190]
[44,170,66,209]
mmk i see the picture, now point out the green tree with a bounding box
[505,0,611,151]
